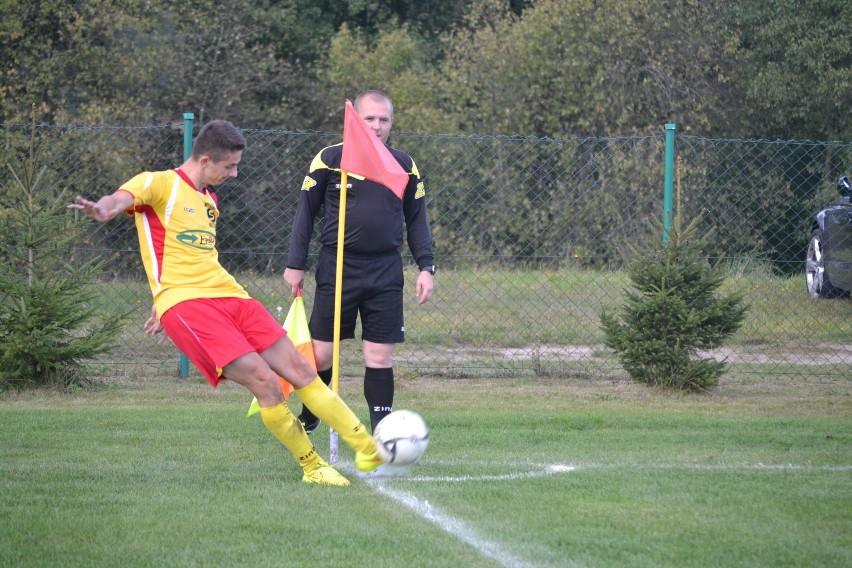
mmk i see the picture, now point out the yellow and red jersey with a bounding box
[119,168,249,316]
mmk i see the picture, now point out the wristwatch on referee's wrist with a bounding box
[420,264,436,275]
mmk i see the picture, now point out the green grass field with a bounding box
[1,371,849,567]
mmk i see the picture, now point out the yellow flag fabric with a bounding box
[247,295,317,417]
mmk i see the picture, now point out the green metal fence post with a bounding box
[663,123,676,241]
[178,112,194,379]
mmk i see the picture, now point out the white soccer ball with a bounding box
[373,410,429,466]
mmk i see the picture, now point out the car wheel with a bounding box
[806,229,841,298]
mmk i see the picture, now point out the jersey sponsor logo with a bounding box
[414,181,425,199]
[176,230,216,250]
[301,176,317,191]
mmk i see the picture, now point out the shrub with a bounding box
[0,155,128,390]
[600,215,748,391]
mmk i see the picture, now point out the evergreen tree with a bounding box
[0,150,127,390]
[600,214,748,391]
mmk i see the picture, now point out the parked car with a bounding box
[806,176,852,298]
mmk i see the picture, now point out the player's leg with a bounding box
[296,341,333,433]
[162,298,347,485]
[260,337,383,472]
[229,299,369,478]
[224,352,351,485]
[297,247,359,432]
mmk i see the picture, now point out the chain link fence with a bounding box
[2,121,850,380]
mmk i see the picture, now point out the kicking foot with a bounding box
[355,450,385,473]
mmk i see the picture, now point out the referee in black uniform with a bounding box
[283,90,435,433]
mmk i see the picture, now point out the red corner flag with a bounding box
[340,99,408,199]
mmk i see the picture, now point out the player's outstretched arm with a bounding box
[68,190,134,223]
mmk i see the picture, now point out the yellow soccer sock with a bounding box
[259,402,323,472]
[296,377,376,454]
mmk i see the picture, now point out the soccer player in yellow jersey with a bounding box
[69,119,382,486]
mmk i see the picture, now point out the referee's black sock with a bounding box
[364,366,394,432]
[299,367,332,424]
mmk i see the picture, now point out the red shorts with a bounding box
[160,297,286,387]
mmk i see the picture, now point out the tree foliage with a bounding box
[0,0,156,123]
[0,140,128,390]
[438,0,740,136]
[317,23,455,133]
[0,0,846,140]
[724,0,852,141]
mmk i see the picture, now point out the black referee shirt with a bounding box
[286,143,435,271]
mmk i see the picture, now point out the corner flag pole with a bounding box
[329,169,348,464]
[330,99,406,463]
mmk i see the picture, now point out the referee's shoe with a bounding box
[298,410,320,435]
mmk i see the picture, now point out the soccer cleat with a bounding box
[298,411,320,435]
[355,450,385,473]
[302,462,350,486]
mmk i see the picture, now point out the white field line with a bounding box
[408,460,852,478]
[369,484,544,568]
[403,463,575,482]
[353,463,581,568]
[345,460,849,567]
[564,462,852,472]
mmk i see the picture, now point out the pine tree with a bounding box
[600,214,749,391]
[0,152,128,390]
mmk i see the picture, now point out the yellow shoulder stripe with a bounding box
[309,143,343,173]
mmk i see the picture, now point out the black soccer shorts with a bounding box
[309,248,405,344]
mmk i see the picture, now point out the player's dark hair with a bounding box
[191,120,246,162]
